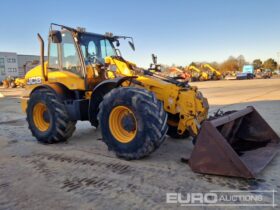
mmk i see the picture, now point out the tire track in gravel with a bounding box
[0,181,19,210]
[19,151,273,210]
[20,152,201,209]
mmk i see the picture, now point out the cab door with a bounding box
[48,30,85,90]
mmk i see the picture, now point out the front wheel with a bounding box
[26,88,76,144]
[98,87,168,160]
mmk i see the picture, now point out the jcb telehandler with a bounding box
[187,65,209,81]
[22,24,279,178]
[201,63,222,80]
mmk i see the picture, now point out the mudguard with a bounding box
[89,76,137,127]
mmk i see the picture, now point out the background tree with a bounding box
[189,62,198,67]
[263,58,277,70]
[253,59,262,69]
[237,55,247,71]
[219,56,239,72]
[210,62,220,70]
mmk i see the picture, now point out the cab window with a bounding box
[48,43,59,70]
[61,31,83,77]
[100,39,116,59]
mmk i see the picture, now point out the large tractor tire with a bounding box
[98,87,168,160]
[26,88,76,144]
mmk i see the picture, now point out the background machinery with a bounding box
[21,24,279,178]
[255,68,272,79]
[166,67,191,82]
[148,54,162,72]
[186,65,209,81]
[237,65,254,80]
[2,76,25,88]
[201,63,222,80]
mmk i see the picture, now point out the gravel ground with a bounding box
[0,78,279,210]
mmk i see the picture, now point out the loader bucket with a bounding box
[189,106,279,178]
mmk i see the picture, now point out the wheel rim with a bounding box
[109,106,137,143]
[33,102,50,132]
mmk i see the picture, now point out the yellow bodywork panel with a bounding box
[105,57,134,76]
[136,75,208,135]
[21,62,85,112]
[136,76,180,113]
[47,71,85,90]
[24,63,47,79]
[24,62,85,90]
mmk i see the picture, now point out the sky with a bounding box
[1,0,280,67]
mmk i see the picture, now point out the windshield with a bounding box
[79,33,117,64]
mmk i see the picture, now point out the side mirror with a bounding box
[116,40,120,47]
[128,41,135,51]
[49,30,62,43]
[152,54,157,64]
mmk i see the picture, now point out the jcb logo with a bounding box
[27,77,42,85]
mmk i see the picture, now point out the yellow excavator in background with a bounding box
[21,24,279,178]
[201,63,222,80]
[2,76,25,88]
[187,65,208,81]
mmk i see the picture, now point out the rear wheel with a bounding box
[98,87,168,160]
[26,88,76,144]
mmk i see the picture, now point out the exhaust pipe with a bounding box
[37,33,47,81]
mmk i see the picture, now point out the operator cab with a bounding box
[47,23,135,90]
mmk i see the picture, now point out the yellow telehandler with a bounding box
[2,76,25,88]
[187,65,209,81]
[21,24,279,178]
[201,63,222,80]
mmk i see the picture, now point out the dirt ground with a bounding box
[0,79,279,210]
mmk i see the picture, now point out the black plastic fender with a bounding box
[30,83,75,101]
[89,76,137,127]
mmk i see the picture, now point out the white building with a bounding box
[0,52,18,81]
[0,52,40,81]
[17,54,40,77]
